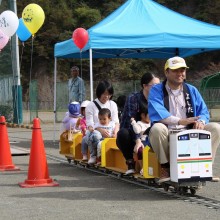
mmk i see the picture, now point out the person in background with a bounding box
[116,95,127,123]
[81,80,119,163]
[116,72,160,175]
[68,66,85,103]
[148,56,220,183]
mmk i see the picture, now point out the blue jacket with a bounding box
[148,82,210,124]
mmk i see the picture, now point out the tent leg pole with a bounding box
[53,57,57,143]
[89,49,93,101]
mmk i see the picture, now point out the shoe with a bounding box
[82,155,88,161]
[88,156,97,165]
[158,168,170,183]
[96,157,101,166]
[140,168,143,176]
[125,159,135,175]
[125,169,135,175]
[211,176,220,182]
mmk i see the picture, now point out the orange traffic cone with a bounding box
[19,118,59,187]
[0,116,20,171]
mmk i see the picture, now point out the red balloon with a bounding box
[72,28,89,50]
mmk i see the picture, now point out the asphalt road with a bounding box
[0,123,219,220]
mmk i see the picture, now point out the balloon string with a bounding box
[28,35,34,120]
[80,50,82,79]
[19,42,25,70]
[80,50,83,102]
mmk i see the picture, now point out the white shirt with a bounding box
[161,84,186,130]
[131,120,150,141]
[85,98,119,128]
[94,121,116,137]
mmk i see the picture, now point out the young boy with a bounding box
[82,108,117,165]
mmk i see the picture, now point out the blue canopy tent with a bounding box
[53,0,220,127]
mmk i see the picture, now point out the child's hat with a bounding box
[81,100,90,108]
[68,102,81,116]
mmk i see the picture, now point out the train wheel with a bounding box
[117,173,123,178]
[178,187,188,195]
[190,188,196,195]
[163,184,169,192]
[104,169,111,174]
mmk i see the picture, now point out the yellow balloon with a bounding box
[22,4,45,35]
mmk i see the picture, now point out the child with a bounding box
[61,102,81,141]
[130,102,150,175]
[76,100,90,136]
[82,108,117,164]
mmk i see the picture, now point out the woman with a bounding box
[116,72,160,175]
[81,80,119,164]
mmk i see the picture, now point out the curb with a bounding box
[6,123,32,129]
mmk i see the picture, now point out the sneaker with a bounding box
[158,168,170,183]
[96,157,101,166]
[125,159,135,175]
[125,169,135,175]
[88,156,97,165]
[140,168,143,176]
[82,155,88,161]
[211,176,220,182]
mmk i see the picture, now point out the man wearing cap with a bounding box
[148,56,220,183]
[68,66,85,103]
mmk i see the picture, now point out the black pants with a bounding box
[116,128,136,161]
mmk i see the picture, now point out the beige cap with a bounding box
[164,56,189,71]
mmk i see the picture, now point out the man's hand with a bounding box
[178,116,200,126]
[193,121,205,130]
[134,139,144,154]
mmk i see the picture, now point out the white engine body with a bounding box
[170,129,212,183]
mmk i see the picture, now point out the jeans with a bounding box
[81,130,103,157]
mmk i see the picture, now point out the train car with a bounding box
[59,131,83,163]
[59,129,213,194]
[163,129,212,194]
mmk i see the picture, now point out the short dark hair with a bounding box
[96,80,114,99]
[71,66,79,72]
[141,72,156,88]
[139,101,148,115]
[98,108,111,118]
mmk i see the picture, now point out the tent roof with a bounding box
[54,0,220,59]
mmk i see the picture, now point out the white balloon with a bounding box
[0,10,19,37]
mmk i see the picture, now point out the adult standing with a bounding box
[68,66,85,103]
[148,56,220,183]
[116,73,160,175]
[81,80,120,164]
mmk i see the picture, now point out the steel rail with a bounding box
[46,153,220,210]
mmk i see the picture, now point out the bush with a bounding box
[0,105,13,122]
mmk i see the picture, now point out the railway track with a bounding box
[46,153,220,210]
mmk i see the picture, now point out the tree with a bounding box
[8,0,219,102]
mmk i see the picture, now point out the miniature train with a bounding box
[59,129,213,195]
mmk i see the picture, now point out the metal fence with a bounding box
[1,76,220,123]
[0,76,13,106]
